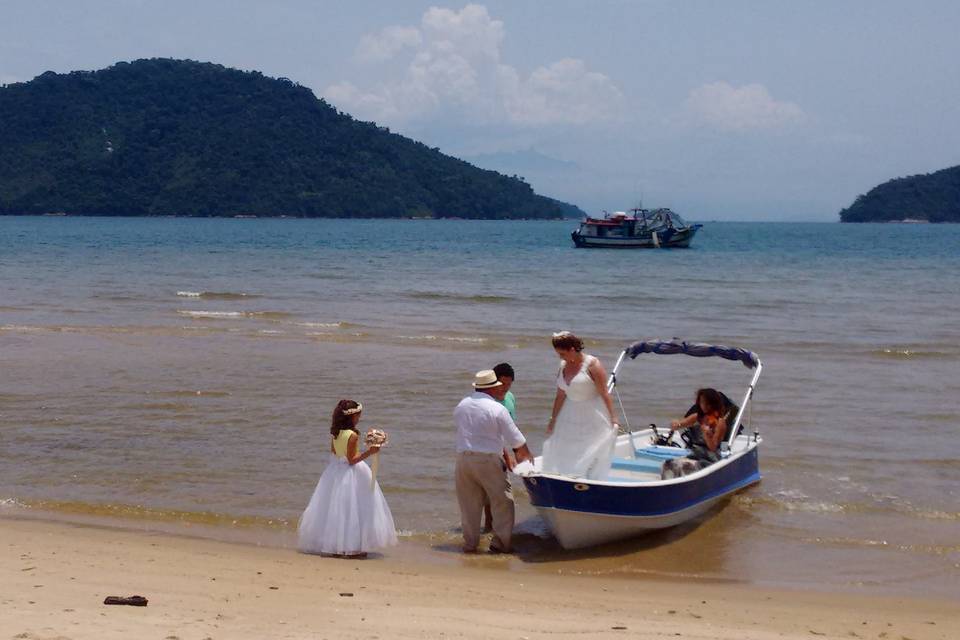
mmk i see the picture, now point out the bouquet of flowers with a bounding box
[364,428,388,489]
[364,428,388,448]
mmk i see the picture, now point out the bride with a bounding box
[541,331,620,479]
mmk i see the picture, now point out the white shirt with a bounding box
[454,391,526,454]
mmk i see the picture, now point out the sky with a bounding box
[2,1,959,220]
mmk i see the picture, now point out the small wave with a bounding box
[906,508,960,521]
[869,347,956,360]
[801,535,960,556]
[408,291,514,304]
[740,492,959,521]
[178,310,244,318]
[306,331,370,341]
[774,488,809,500]
[397,334,492,347]
[443,336,488,344]
[737,493,846,513]
[295,321,358,329]
[177,310,294,320]
[0,324,46,332]
[177,291,261,300]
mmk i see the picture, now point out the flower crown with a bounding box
[342,403,362,416]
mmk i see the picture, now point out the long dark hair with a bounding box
[330,399,361,436]
[695,388,725,417]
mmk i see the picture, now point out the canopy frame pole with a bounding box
[606,350,633,442]
[727,361,762,448]
[613,385,630,434]
[606,350,627,394]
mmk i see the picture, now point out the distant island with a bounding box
[0,58,584,219]
[839,165,960,223]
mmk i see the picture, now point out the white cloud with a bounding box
[505,58,624,126]
[683,82,805,131]
[324,4,623,128]
[355,26,422,63]
[421,4,504,62]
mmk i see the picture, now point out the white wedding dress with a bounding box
[541,355,617,479]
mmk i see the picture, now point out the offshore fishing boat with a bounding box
[514,339,762,550]
[571,208,702,248]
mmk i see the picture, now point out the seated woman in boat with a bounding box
[662,388,738,478]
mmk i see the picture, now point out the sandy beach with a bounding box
[2,517,955,640]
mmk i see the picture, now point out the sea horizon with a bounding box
[5,212,951,224]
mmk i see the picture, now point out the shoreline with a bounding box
[2,517,955,640]
[6,499,958,600]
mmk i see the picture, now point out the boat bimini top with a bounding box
[606,339,763,448]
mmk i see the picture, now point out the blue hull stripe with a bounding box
[522,448,760,517]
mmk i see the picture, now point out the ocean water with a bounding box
[1,216,958,597]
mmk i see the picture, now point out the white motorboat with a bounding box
[515,339,763,550]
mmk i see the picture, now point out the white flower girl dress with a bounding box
[297,428,397,556]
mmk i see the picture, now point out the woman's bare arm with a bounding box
[547,388,566,435]
[587,357,618,427]
[344,432,380,466]
[703,417,728,452]
[670,413,699,431]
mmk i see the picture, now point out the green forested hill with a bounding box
[839,165,960,222]
[0,59,581,218]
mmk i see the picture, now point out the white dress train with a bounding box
[541,355,616,479]
[297,455,398,555]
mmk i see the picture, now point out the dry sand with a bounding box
[1,517,955,640]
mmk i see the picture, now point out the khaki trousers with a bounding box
[455,452,514,551]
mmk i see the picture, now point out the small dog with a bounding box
[660,457,703,479]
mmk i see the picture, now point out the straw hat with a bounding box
[472,369,503,389]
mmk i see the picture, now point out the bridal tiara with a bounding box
[342,403,363,415]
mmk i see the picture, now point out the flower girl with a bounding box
[297,399,397,558]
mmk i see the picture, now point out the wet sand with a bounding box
[2,517,955,640]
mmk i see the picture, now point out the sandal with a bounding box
[104,595,148,606]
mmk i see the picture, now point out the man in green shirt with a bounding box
[484,362,517,533]
[494,362,516,421]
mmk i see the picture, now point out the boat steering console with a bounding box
[649,423,684,448]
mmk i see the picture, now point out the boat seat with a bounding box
[610,457,663,474]
[634,445,691,460]
[610,445,691,474]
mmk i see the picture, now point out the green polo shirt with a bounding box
[499,390,516,422]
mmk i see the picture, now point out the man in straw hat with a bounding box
[454,369,533,554]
